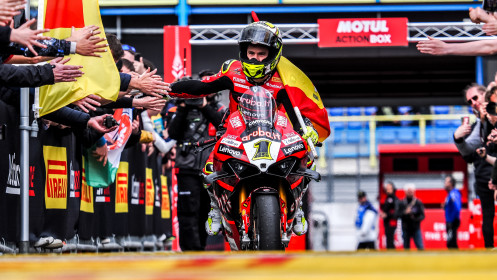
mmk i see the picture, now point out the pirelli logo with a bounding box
[43,146,68,209]
[46,160,67,199]
[145,168,154,215]
[115,162,129,213]
[161,175,171,219]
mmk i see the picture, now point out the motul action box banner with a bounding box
[318,18,408,48]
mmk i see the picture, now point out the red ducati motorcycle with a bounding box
[204,86,320,250]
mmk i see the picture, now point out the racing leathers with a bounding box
[169,59,317,236]
[169,59,308,133]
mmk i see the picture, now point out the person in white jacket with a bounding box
[355,190,378,250]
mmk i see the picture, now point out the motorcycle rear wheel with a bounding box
[253,195,283,250]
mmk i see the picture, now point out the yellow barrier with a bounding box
[328,114,475,167]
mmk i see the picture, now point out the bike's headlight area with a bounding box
[227,159,260,179]
[267,157,297,177]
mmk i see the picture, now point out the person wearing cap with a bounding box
[355,190,378,250]
[399,183,425,250]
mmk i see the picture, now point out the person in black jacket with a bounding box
[380,181,399,249]
[454,84,495,248]
[399,183,425,250]
[168,72,225,251]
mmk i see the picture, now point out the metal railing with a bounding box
[106,22,496,43]
[327,113,474,167]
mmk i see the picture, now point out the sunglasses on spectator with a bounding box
[122,44,136,52]
[467,95,478,105]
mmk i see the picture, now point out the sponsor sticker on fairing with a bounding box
[218,144,243,158]
[276,115,288,127]
[230,116,243,128]
[221,137,242,148]
[282,142,306,156]
[282,135,302,146]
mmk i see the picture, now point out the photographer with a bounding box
[454,84,495,248]
[168,72,226,251]
[477,86,497,200]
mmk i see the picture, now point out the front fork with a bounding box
[239,185,292,249]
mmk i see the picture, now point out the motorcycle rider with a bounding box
[168,21,327,237]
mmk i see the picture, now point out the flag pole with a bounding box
[18,0,32,254]
[293,106,318,159]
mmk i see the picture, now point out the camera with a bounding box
[185,98,204,107]
[176,97,204,107]
[483,0,497,12]
[103,115,118,128]
[486,101,497,116]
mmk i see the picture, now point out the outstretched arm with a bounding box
[417,36,497,56]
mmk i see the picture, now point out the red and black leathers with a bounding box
[169,59,302,130]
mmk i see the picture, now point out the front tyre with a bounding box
[253,195,282,250]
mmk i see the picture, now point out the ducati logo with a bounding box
[252,140,272,161]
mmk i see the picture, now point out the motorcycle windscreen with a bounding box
[238,86,281,172]
[238,86,276,128]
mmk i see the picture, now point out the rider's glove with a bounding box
[302,125,318,145]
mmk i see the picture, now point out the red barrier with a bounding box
[467,198,497,249]
[378,209,471,249]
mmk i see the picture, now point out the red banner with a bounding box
[171,167,180,251]
[163,26,191,83]
[318,18,408,48]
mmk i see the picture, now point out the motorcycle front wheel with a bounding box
[253,194,283,251]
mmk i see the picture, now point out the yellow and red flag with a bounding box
[277,56,330,142]
[38,0,120,116]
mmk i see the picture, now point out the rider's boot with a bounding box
[292,202,308,236]
[205,189,223,236]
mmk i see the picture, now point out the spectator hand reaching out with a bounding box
[66,25,108,57]
[416,37,450,55]
[72,94,102,113]
[0,0,26,26]
[9,18,50,56]
[87,114,117,134]
[50,57,84,83]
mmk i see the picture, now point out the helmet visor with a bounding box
[239,26,278,48]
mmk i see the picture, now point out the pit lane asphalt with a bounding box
[0,250,496,280]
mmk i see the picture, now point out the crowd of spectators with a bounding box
[0,0,197,253]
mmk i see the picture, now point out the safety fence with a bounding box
[0,99,174,254]
[320,113,472,168]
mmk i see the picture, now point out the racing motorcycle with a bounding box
[203,86,321,250]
